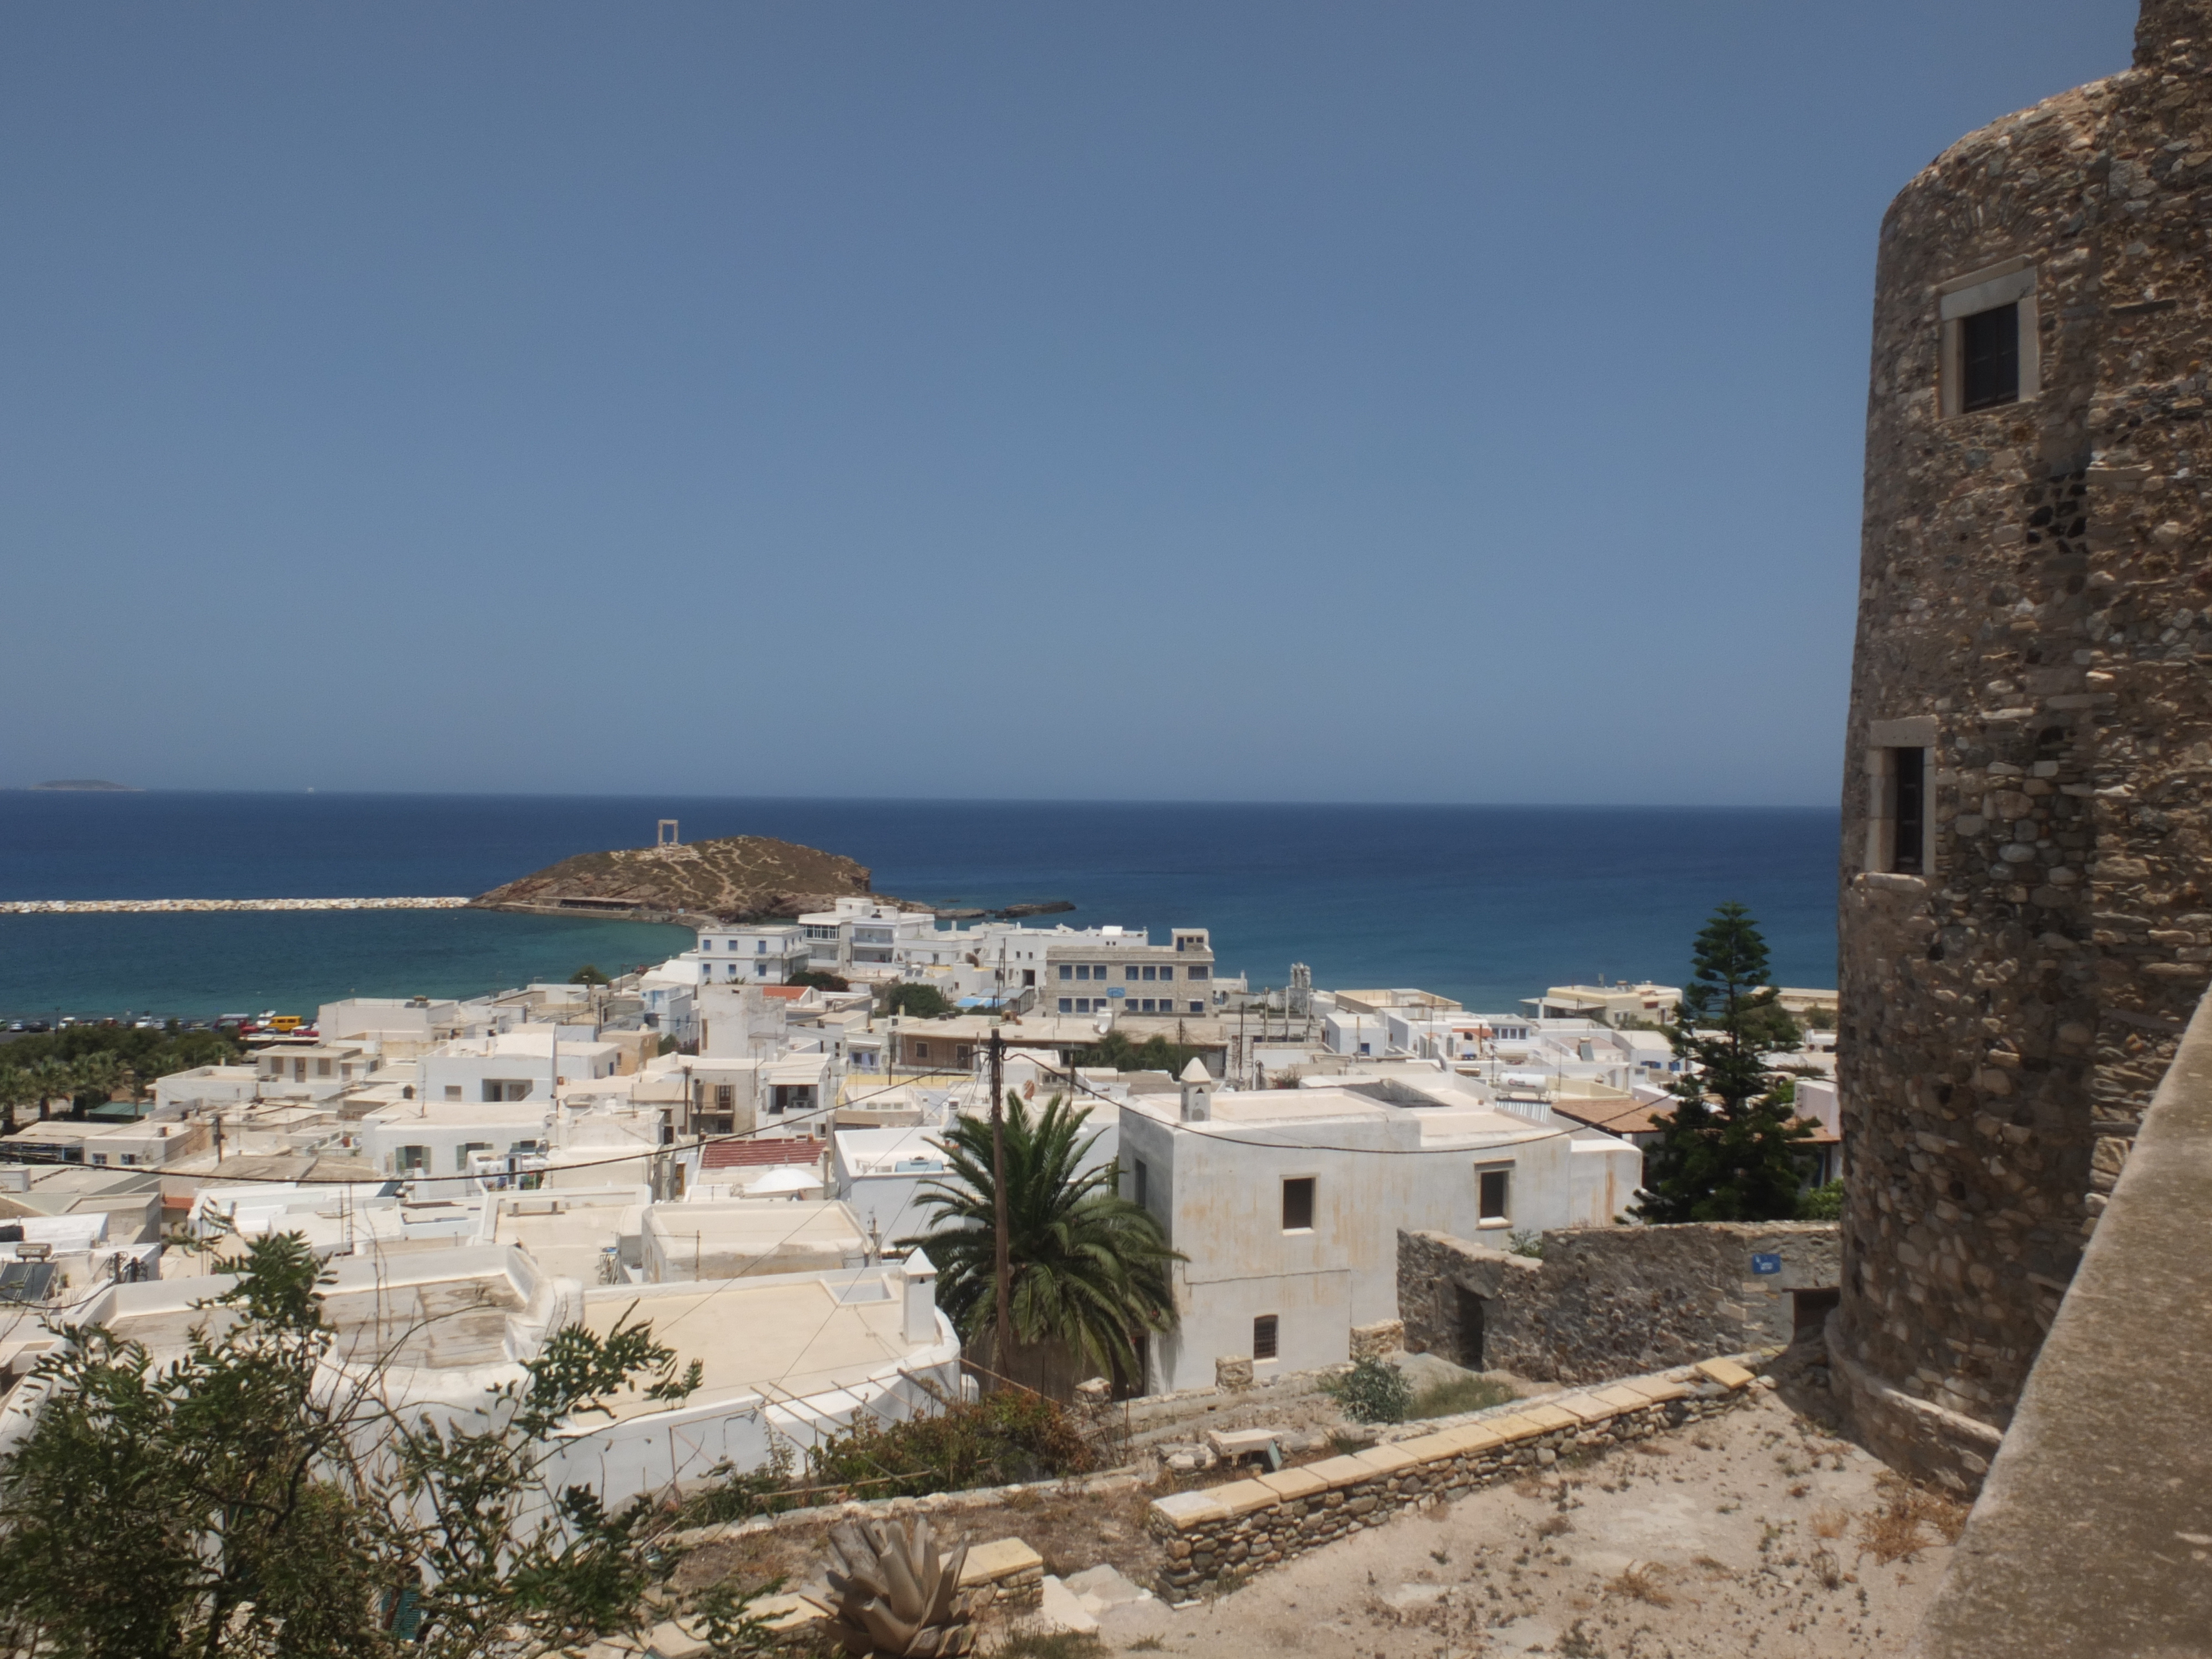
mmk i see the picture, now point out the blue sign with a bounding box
[1750,1253,1783,1276]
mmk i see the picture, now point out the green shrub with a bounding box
[1323,1356,1411,1425]
[789,970,851,992]
[1797,1179,1845,1220]
[1407,1375,1517,1420]
[805,1389,1097,1500]
[674,1440,800,1527]
[1506,1229,1546,1259]
[677,1389,1099,1520]
[1072,1031,1207,1077]
[884,983,956,1019]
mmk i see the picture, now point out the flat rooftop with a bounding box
[583,1273,919,1416]
[98,1247,534,1372]
[492,1196,641,1282]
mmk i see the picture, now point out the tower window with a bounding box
[1891,748,1927,873]
[1253,1314,1279,1361]
[1939,259,2037,417]
[1959,303,2019,411]
[1281,1176,1315,1232]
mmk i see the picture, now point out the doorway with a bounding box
[1454,1286,1488,1370]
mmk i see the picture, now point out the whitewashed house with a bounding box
[1118,1066,1642,1393]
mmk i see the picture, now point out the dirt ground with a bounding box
[680,1352,1966,1657]
[1091,1386,1963,1658]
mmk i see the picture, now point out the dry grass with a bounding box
[1856,1475,1970,1565]
[1810,1504,1850,1541]
[1691,1554,1735,1579]
[1810,1545,1846,1590]
[1606,1563,1676,1607]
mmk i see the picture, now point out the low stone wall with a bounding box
[1822,1329,2002,1495]
[1144,1357,1761,1599]
[659,1467,1152,1553]
[1398,1222,1837,1383]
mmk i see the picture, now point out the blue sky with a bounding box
[0,2,2135,805]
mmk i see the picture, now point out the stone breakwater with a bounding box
[0,898,471,915]
[1145,1356,1762,1599]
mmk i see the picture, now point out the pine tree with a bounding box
[1632,901,1816,1223]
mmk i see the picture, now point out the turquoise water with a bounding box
[0,792,1840,1020]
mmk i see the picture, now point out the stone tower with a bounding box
[1835,0,2212,1488]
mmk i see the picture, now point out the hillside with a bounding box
[471,834,890,924]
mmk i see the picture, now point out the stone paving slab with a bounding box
[1255,1466,1329,1501]
[1695,1357,1756,1390]
[1517,1404,1581,1432]
[1350,1444,1421,1475]
[1149,1491,1228,1532]
[1207,1478,1286,1518]
[1593,1384,1656,1412]
[1551,1394,1614,1424]
[1480,1413,1545,1441]
[1299,1454,1375,1486]
[959,1538,1044,1584]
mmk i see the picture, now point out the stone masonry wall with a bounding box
[1397,1223,1838,1383]
[1837,0,2212,1486]
[1144,1358,1761,1599]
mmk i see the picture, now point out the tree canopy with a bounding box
[1072,1030,1206,1078]
[0,1233,771,1659]
[1632,902,1817,1224]
[883,983,955,1020]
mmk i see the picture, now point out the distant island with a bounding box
[474,833,879,924]
[472,832,1072,925]
[29,779,140,792]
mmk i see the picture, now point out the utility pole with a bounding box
[989,1025,1011,1387]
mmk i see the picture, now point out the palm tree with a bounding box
[66,1053,124,1117]
[0,1068,38,1136]
[902,1093,1181,1396]
[22,1060,75,1123]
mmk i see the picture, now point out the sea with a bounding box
[0,792,1840,1023]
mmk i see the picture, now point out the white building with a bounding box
[1521,982,1683,1028]
[685,924,811,985]
[419,1029,621,1107]
[1118,1065,1642,1393]
[355,1096,550,1178]
[796,899,942,973]
[641,1196,870,1282]
[42,1240,961,1507]
[1046,927,1217,1019]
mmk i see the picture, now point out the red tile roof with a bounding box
[701,1138,823,1170]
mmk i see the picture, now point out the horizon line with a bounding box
[1,786,1842,813]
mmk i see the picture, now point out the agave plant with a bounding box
[822,1515,994,1657]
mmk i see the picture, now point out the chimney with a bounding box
[901,1248,940,1344]
[2137,0,2212,66]
[1179,1057,1214,1123]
